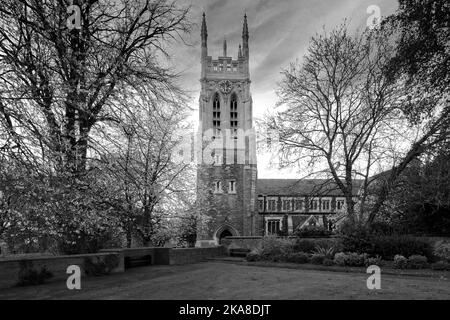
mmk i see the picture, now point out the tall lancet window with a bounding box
[230,93,238,137]
[213,93,221,138]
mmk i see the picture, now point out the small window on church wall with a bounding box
[267,199,277,212]
[336,199,345,211]
[282,199,292,211]
[322,199,331,211]
[214,181,222,194]
[309,199,319,212]
[267,220,281,235]
[228,181,236,194]
[294,199,304,212]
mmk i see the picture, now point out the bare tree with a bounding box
[95,91,194,247]
[0,0,191,176]
[266,24,407,222]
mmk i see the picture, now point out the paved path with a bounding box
[0,262,449,299]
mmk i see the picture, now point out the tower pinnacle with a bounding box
[243,13,249,38]
[201,12,207,40]
[201,12,208,78]
[242,14,249,75]
[223,36,227,57]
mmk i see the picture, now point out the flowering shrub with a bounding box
[393,255,408,269]
[246,251,262,262]
[334,252,347,266]
[295,226,331,238]
[341,227,433,260]
[0,172,124,255]
[431,261,450,271]
[258,236,294,260]
[332,252,367,267]
[433,241,450,262]
[293,239,316,253]
[310,253,325,265]
[285,252,310,264]
[407,255,428,269]
[323,258,334,266]
[344,252,367,267]
[245,236,294,262]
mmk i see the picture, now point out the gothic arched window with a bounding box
[212,93,221,138]
[230,93,238,137]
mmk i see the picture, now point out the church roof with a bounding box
[256,179,363,196]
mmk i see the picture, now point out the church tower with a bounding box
[196,13,259,247]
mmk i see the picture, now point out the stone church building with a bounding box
[195,14,360,247]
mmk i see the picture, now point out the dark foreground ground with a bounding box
[0,262,449,300]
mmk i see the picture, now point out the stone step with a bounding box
[207,257,246,263]
[231,253,248,258]
[229,248,251,253]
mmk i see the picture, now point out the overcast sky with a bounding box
[170,0,399,178]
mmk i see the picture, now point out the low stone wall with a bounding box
[221,237,263,250]
[0,246,227,290]
[102,246,227,265]
[102,246,226,266]
[100,247,171,266]
[169,246,227,265]
[0,252,124,290]
[222,236,339,251]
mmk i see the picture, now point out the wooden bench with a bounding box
[124,254,152,269]
[229,248,251,258]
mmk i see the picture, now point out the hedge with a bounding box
[341,232,434,260]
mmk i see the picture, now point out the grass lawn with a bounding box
[0,262,449,300]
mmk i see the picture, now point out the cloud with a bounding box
[171,0,399,177]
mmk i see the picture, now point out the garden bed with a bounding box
[242,235,450,278]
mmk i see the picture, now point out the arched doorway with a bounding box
[214,224,239,245]
[218,229,233,244]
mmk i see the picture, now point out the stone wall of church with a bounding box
[197,164,246,239]
[196,162,261,240]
